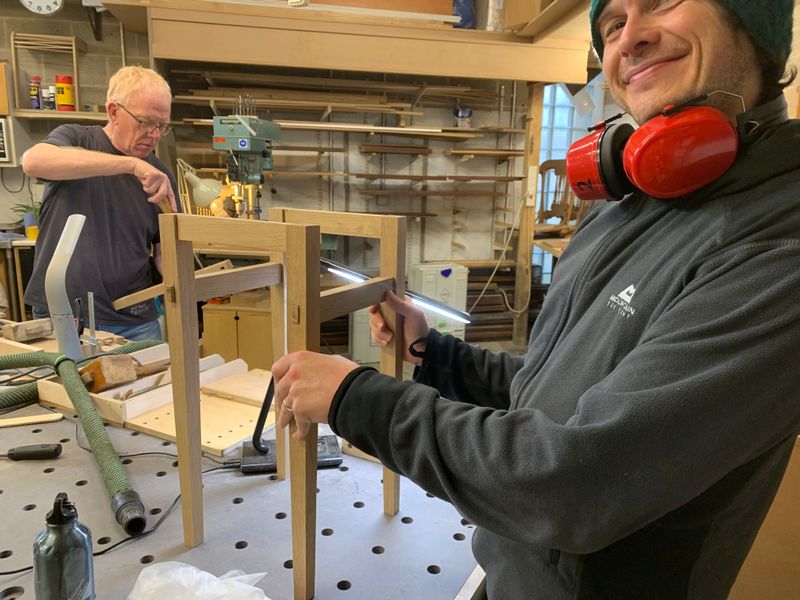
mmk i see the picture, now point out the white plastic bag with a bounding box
[127,561,271,600]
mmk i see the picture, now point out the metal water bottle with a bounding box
[33,492,95,600]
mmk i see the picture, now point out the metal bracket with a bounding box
[86,7,103,42]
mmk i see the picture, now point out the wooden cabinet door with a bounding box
[237,309,273,370]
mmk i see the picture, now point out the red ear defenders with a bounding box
[566,103,739,201]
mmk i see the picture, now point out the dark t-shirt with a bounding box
[23,124,179,326]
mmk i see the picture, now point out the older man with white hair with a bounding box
[22,66,178,341]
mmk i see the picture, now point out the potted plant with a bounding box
[10,199,41,240]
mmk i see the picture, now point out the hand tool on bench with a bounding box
[79,355,169,394]
[1,443,63,460]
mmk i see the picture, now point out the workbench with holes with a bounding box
[0,330,481,599]
[0,400,480,600]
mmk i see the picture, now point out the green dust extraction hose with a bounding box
[0,340,163,536]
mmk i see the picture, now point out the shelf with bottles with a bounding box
[10,33,85,114]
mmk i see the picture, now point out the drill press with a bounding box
[212,100,281,220]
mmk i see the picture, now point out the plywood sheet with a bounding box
[0,338,42,356]
[200,368,271,407]
[125,392,272,456]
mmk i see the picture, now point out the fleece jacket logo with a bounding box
[608,284,637,319]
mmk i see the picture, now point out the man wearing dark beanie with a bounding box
[271,1,800,599]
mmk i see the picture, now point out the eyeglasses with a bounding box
[116,103,172,136]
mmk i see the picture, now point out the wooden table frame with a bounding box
[159,209,406,600]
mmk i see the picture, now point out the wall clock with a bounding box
[19,0,65,15]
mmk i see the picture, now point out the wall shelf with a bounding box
[359,143,432,155]
[181,118,484,139]
[173,93,420,118]
[353,173,523,182]
[445,148,525,159]
[10,32,86,113]
[178,142,345,154]
[359,189,507,197]
[197,167,344,178]
[441,126,525,134]
[12,109,106,122]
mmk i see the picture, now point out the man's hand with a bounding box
[369,291,430,365]
[272,351,359,440]
[132,159,176,211]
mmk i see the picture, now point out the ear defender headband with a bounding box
[566,94,740,201]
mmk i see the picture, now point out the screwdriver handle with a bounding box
[7,443,63,460]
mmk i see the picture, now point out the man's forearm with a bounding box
[22,143,137,181]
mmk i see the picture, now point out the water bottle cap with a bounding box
[46,492,78,525]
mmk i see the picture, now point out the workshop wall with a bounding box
[0,0,149,225]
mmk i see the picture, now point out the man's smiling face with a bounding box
[598,0,762,123]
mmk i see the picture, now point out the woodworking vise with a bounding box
[212,104,281,220]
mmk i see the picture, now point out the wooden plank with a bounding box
[160,213,205,548]
[0,412,63,428]
[173,94,420,116]
[150,7,590,82]
[352,173,523,182]
[183,118,483,139]
[359,143,432,155]
[283,223,321,600]
[313,0,451,17]
[193,87,391,105]
[38,379,126,425]
[193,263,282,301]
[445,148,525,157]
[516,0,586,38]
[319,277,394,322]
[196,167,345,179]
[175,214,291,250]
[0,62,9,116]
[0,338,43,355]
[276,207,401,239]
[200,368,271,407]
[172,68,496,98]
[353,173,447,181]
[379,214,406,517]
[113,259,234,311]
[513,84,546,346]
[359,189,507,197]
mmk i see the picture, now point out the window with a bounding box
[533,76,604,284]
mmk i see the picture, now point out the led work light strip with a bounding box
[320,258,471,325]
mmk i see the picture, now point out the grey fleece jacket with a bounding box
[330,96,800,600]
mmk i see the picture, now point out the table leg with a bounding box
[13,247,26,321]
[4,247,19,321]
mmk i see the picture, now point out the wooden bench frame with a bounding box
[159,209,406,600]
